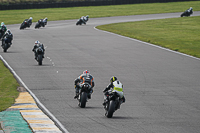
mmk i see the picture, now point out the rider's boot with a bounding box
[88,89,93,99]
[74,88,79,99]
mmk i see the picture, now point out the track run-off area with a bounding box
[1,12,200,133]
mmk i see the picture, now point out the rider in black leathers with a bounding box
[32,40,45,59]
[0,22,7,39]
[1,29,13,47]
[23,17,33,27]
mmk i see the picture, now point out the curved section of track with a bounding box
[1,12,200,133]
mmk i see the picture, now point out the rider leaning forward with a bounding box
[103,76,125,106]
[74,70,95,99]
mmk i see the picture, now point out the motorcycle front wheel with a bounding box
[35,23,40,29]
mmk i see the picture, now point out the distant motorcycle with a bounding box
[20,19,32,29]
[35,46,44,65]
[103,91,121,118]
[35,18,48,29]
[75,83,92,108]
[76,15,89,25]
[35,19,44,29]
[181,7,193,17]
[1,36,11,52]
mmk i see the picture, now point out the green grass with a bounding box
[0,1,200,25]
[0,60,19,112]
[97,16,200,58]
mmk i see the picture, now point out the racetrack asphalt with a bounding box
[0,12,200,133]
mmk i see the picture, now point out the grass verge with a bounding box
[0,1,200,25]
[96,16,200,58]
[0,60,19,112]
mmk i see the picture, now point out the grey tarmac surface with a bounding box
[1,12,200,133]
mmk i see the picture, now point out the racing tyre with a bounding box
[106,100,115,118]
[80,92,87,108]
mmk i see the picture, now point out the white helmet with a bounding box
[29,17,33,20]
[35,40,40,45]
[7,29,11,34]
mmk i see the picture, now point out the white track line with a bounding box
[94,27,200,61]
[0,55,69,133]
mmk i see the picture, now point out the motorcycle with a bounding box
[1,37,11,52]
[103,91,121,118]
[76,18,85,25]
[0,26,6,39]
[20,19,32,29]
[75,83,92,108]
[35,19,45,29]
[76,16,88,25]
[35,46,44,65]
[181,8,193,17]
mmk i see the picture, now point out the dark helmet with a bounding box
[83,70,90,74]
[110,76,117,82]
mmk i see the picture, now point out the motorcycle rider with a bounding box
[83,15,89,22]
[43,17,48,25]
[0,22,7,39]
[38,17,47,27]
[103,76,125,106]
[74,70,95,99]
[187,7,193,14]
[27,17,33,27]
[80,15,89,25]
[32,40,45,59]
[23,17,33,27]
[1,29,13,47]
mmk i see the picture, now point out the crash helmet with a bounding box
[110,76,117,83]
[35,40,40,45]
[6,29,11,34]
[1,22,5,26]
[86,15,89,18]
[29,17,33,20]
[45,17,48,20]
[83,70,90,74]
[190,7,193,10]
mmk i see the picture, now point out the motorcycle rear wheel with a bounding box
[80,92,87,108]
[106,100,115,118]
[3,44,8,52]
[38,55,43,65]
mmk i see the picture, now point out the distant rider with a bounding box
[38,17,47,27]
[25,17,33,27]
[32,40,45,59]
[80,15,89,24]
[74,70,95,99]
[43,17,48,25]
[103,76,125,106]
[0,22,7,39]
[187,7,193,14]
[1,29,13,46]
